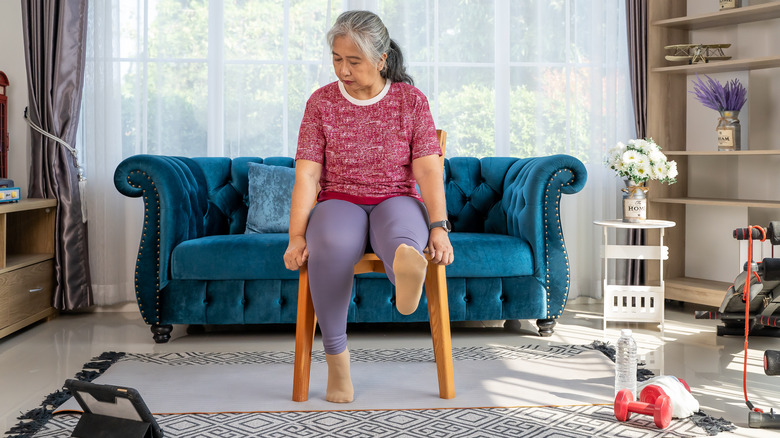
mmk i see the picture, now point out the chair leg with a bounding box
[293,264,317,402]
[425,263,455,399]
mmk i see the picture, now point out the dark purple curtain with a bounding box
[627,0,647,140]
[626,0,647,285]
[21,0,93,310]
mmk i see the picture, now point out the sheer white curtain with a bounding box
[79,0,143,306]
[80,0,632,306]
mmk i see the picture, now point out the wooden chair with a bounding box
[292,130,454,401]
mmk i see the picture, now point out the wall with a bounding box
[0,1,29,198]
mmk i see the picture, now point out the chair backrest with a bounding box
[436,129,446,168]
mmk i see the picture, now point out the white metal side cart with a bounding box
[594,220,676,335]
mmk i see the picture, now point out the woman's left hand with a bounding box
[426,228,454,265]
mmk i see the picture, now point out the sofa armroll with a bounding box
[501,154,587,319]
[114,155,208,324]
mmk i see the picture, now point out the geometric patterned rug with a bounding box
[5,344,735,438]
[29,404,709,437]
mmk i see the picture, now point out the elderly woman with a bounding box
[283,10,453,403]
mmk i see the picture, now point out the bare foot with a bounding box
[325,349,354,403]
[393,244,427,315]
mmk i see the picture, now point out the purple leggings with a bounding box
[305,196,429,354]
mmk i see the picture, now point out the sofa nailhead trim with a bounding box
[543,168,575,319]
[127,170,162,324]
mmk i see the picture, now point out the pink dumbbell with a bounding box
[639,378,690,405]
[614,388,672,429]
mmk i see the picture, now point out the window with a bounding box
[81,0,633,304]
[84,0,631,162]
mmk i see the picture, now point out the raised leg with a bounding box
[367,196,429,315]
[151,324,173,343]
[536,319,556,337]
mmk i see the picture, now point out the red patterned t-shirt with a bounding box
[295,80,441,204]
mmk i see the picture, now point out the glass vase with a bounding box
[717,110,741,151]
[622,180,648,223]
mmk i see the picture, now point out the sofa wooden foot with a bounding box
[536,319,556,337]
[151,324,173,343]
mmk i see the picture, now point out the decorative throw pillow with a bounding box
[245,162,295,234]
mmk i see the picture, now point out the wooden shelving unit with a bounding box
[665,277,730,307]
[665,149,780,156]
[653,2,780,30]
[653,197,780,209]
[653,56,780,74]
[0,198,57,339]
[647,1,780,307]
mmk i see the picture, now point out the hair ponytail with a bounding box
[383,39,414,85]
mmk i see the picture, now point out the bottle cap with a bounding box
[621,329,633,337]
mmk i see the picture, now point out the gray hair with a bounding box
[327,10,413,85]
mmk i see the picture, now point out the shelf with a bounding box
[665,277,729,307]
[647,1,780,308]
[652,55,780,74]
[0,198,57,213]
[0,198,57,340]
[1,254,54,274]
[601,244,669,261]
[653,2,780,30]
[664,149,780,156]
[653,197,780,208]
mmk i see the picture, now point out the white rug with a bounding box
[56,345,617,414]
[7,345,726,437]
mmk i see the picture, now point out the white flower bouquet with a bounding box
[605,138,678,185]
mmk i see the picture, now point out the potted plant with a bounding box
[690,74,748,151]
[605,138,677,222]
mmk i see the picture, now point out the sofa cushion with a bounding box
[245,162,295,233]
[171,232,532,282]
[171,233,298,280]
[446,233,533,277]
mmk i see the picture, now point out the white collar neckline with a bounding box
[338,79,391,106]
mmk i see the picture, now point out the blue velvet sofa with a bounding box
[114,154,586,343]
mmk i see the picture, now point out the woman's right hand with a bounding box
[284,235,309,270]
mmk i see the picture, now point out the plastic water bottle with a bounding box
[615,329,637,397]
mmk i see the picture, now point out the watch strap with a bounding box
[428,220,451,232]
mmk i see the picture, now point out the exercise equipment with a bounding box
[749,409,780,428]
[695,223,780,337]
[765,350,780,376]
[694,223,780,428]
[614,388,672,429]
[746,351,780,428]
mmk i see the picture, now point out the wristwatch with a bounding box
[428,220,452,233]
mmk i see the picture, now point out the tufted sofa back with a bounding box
[187,156,295,235]
[444,157,520,234]
[185,156,522,237]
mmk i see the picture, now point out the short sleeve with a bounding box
[295,93,326,164]
[409,90,442,160]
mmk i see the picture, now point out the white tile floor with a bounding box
[1,299,779,437]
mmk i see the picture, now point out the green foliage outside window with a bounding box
[116,0,611,165]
